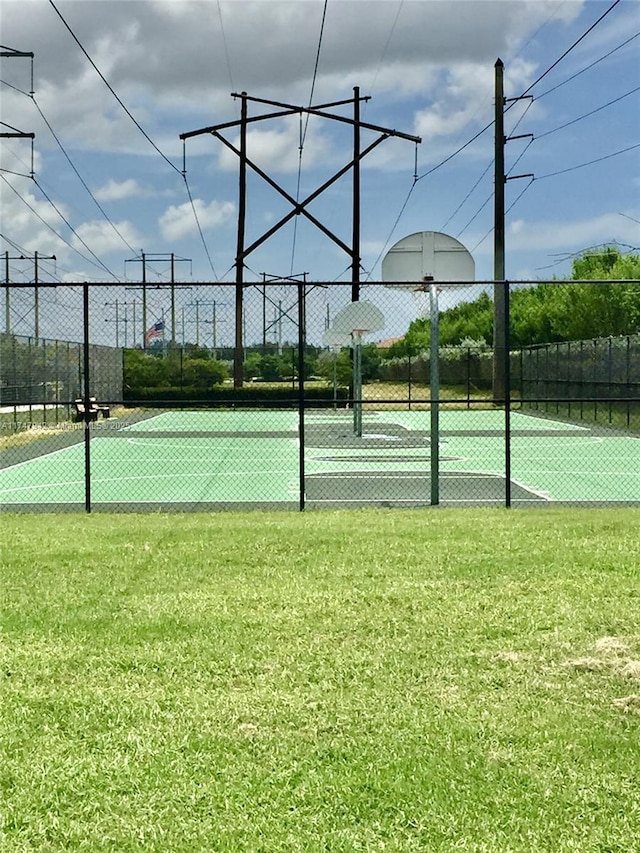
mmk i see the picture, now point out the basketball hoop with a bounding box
[327,301,385,437]
[381,232,476,505]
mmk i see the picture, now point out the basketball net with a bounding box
[411,287,432,319]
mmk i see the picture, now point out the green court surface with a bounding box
[1,408,639,509]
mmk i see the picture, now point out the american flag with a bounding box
[145,320,165,344]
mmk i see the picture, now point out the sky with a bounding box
[1,0,639,347]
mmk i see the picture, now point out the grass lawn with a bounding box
[2,509,640,852]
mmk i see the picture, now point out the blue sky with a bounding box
[1,0,639,346]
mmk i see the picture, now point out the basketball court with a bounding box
[1,407,638,510]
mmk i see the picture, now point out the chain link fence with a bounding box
[0,332,122,416]
[1,279,639,511]
[518,335,640,430]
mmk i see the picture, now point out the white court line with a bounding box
[509,412,591,431]
[118,412,170,431]
[0,443,83,473]
[0,467,300,497]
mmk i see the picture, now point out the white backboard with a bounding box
[332,301,385,335]
[381,231,475,285]
[322,328,352,348]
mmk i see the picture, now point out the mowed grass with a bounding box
[2,510,640,852]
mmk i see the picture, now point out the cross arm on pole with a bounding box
[180,107,303,140]
[304,106,421,143]
[232,92,368,111]
[0,49,34,58]
[180,94,421,145]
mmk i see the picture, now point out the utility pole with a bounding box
[493,58,534,404]
[493,59,506,405]
[187,299,217,348]
[234,91,248,388]
[2,252,55,337]
[1,49,36,335]
[352,86,361,303]
[258,273,309,355]
[125,252,191,346]
[104,299,123,348]
[210,300,230,358]
[116,299,143,348]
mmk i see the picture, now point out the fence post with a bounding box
[626,335,631,427]
[297,282,306,511]
[504,279,511,509]
[83,283,91,513]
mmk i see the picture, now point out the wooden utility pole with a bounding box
[493,58,506,405]
[352,86,361,302]
[234,92,248,388]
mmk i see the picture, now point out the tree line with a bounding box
[387,247,640,357]
[123,247,639,396]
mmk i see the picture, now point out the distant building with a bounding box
[376,337,403,349]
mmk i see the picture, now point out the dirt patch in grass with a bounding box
[564,656,608,672]
[564,636,638,674]
[620,660,640,679]
[611,695,640,713]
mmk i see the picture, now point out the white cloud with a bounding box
[0,179,70,256]
[507,212,640,252]
[414,57,537,143]
[217,116,332,174]
[159,198,235,241]
[0,0,585,156]
[71,220,143,257]
[94,178,144,201]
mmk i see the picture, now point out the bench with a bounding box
[74,397,111,422]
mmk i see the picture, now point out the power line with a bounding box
[0,173,117,278]
[47,0,182,176]
[535,86,640,139]
[1,174,92,266]
[32,177,119,279]
[415,1,629,201]
[536,30,640,100]
[0,78,30,96]
[31,96,139,254]
[49,0,220,277]
[290,0,329,275]
[440,160,492,232]
[437,2,631,255]
[364,179,417,281]
[304,0,328,147]
[536,141,640,179]
[457,191,492,240]
[415,120,493,182]
[181,172,218,279]
[366,1,404,100]
[506,176,535,214]
[0,232,29,254]
[216,0,235,94]
[468,176,535,255]
[506,138,534,178]
[518,0,623,99]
